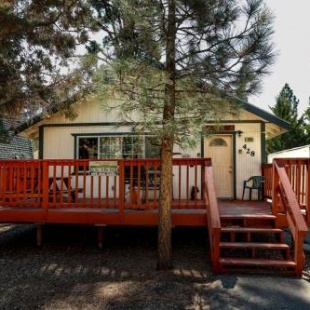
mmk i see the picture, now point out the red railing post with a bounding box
[201,160,206,202]
[262,163,272,199]
[271,160,280,215]
[307,161,310,225]
[295,231,307,277]
[118,160,125,223]
[42,161,49,220]
[204,159,221,273]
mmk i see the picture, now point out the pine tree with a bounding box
[302,98,310,144]
[267,83,306,154]
[88,0,276,269]
[0,1,98,117]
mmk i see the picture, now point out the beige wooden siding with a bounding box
[43,125,133,159]
[235,123,262,199]
[43,98,140,125]
[44,127,75,159]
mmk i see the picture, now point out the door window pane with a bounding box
[209,138,227,147]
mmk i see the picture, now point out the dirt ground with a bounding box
[0,224,309,310]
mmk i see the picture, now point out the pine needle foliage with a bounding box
[90,0,276,148]
[267,83,306,154]
[0,0,98,117]
[88,0,276,269]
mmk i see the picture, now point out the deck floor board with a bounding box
[0,199,272,226]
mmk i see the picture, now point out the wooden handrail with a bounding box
[272,158,310,226]
[203,159,221,273]
[273,160,308,277]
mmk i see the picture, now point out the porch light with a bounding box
[237,130,243,137]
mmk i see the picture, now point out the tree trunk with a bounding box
[157,137,174,270]
[157,0,176,270]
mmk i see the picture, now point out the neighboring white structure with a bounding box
[15,98,289,200]
[268,145,310,163]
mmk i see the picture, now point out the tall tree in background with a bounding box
[302,98,310,142]
[0,0,97,118]
[267,83,306,154]
[89,0,276,269]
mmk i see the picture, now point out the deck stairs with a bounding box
[217,213,297,275]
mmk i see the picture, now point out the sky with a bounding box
[249,0,310,115]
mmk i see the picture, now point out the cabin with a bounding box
[14,98,289,200]
[0,98,309,277]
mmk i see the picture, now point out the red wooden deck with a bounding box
[0,158,309,277]
[0,197,271,227]
[0,158,308,227]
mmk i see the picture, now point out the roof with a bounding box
[242,101,290,131]
[0,119,33,159]
[12,93,83,135]
[268,144,310,156]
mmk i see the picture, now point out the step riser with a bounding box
[220,215,276,229]
[219,266,296,276]
[217,214,296,276]
[219,258,297,275]
[220,219,276,228]
[220,232,284,243]
[220,248,291,260]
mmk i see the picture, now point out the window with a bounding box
[122,136,143,159]
[100,137,123,159]
[77,135,160,159]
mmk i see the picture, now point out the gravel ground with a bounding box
[0,224,309,310]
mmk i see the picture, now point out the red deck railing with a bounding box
[263,159,310,225]
[272,159,309,277]
[0,158,210,226]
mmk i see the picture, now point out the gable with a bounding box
[15,97,289,140]
[237,109,288,140]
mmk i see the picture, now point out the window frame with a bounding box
[74,133,160,159]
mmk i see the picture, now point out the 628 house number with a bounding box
[243,144,255,157]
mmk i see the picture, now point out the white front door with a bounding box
[204,135,233,199]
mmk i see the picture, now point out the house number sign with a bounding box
[243,144,255,157]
